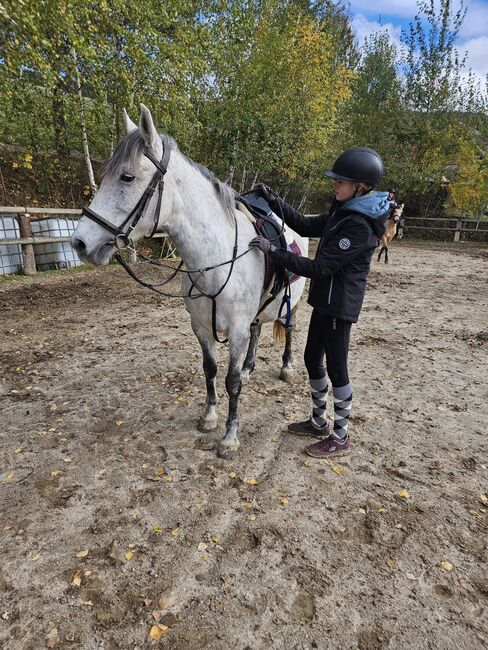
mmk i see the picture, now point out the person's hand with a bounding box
[249,236,275,254]
[252,183,274,202]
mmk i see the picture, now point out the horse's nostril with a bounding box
[72,238,86,254]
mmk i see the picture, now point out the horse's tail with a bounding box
[273,319,286,344]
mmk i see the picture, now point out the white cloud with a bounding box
[458,35,488,78]
[459,0,488,39]
[351,14,404,50]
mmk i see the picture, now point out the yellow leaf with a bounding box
[149,624,169,640]
[243,478,258,485]
[243,503,253,510]
[164,475,173,482]
[84,570,92,576]
[72,570,82,587]
[153,525,163,534]
[201,554,209,561]
[378,507,386,513]
[170,528,179,537]
[51,470,63,477]
[31,553,40,561]
[440,561,453,572]
[154,468,165,478]
[211,536,220,543]
[82,600,93,607]
[398,489,410,499]
[228,472,236,478]
[280,497,289,505]
[331,465,344,474]
[76,550,89,558]
[6,473,14,481]
[248,514,257,521]
[125,551,134,561]
[128,543,135,548]
[14,448,22,454]
[480,495,487,504]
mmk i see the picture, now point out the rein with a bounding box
[83,139,287,343]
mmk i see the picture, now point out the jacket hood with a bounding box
[342,191,391,237]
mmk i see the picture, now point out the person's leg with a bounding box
[325,318,353,441]
[304,317,352,458]
[288,309,330,435]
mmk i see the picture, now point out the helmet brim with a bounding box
[324,171,357,181]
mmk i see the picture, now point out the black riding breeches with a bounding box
[304,309,352,386]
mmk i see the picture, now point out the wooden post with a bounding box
[454,219,462,242]
[16,212,37,275]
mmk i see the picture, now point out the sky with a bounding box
[349,0,488,84]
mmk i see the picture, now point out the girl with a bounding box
[250,147,391,458]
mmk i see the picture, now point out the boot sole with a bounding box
[304,447,350,459]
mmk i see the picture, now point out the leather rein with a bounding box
[81,140,252,343]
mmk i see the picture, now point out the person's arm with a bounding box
[267,195,328,238]
[270,217,373,279]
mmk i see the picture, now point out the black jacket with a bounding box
[268,196,388,323]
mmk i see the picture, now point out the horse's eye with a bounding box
[120,173,135,183]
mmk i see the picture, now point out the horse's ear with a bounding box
[123,109,138,134]
[139,103,158,150]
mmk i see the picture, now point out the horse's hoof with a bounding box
[197,418,218,433]
[280,367,294,383]
[217,447,236,460]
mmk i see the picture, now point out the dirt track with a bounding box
[1,240,487,650]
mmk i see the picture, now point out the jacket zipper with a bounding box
[328,275,334,304]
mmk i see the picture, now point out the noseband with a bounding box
[81,143,172,249]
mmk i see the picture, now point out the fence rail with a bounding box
[0,206,168,275]
[1,206,487,276]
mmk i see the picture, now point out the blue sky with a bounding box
[349,0,488,83]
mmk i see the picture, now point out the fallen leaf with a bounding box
[243,478,258,485]
[81,600,93,607]
[228,472,236,479]
[63,457,72,464]
[154,468,165,478]
[128,543,136,548]
[201,554,209,561]
[386,559,396,569]
[211,536,220,543]
[331,465,344,474]
[72,570,82,587]
[247,514,257,521]
[116,420,124,426]
[14,448,22,454]
[125,551,134,561]
[152,610,162,621]
[170,528,179,537]
[358,508,366,515]
[84,570,92,577]
[149,624,169,641]
[480,495,487,504]
[303,460,312,467]
[280,497,289,505]
[164,475,173,482]
[243,503,253,510]
[6,473,14,481]
[405,572,417,581]
[378,507,386,513]
[51,470,63,477]
[153,525,163,534]
[398,489,410,499]
[76,550,89,558]
[270,437,278,442]
[158,595,175,610]
[31,553,40,561]
[46,627,59,648]
[197,542,208,551]
[441,561,453,572]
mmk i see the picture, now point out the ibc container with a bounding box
[0,216,23,275]
[31,218,82,271]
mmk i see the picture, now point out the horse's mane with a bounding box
[101,130,236,215]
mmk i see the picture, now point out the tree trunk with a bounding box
[72,48,97,195]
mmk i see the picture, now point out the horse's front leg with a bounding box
[241,321,262,381]
[218,332,249,459]
[191,321,218,433]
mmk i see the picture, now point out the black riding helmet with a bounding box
[325,147,383,187]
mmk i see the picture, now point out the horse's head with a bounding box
[391,203,404,221]
[72,104,173,265]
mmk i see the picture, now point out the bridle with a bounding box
[81,143,172,249]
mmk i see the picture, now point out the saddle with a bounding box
[237,190,302,325]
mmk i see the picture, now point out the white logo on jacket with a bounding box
[339,238,351,250]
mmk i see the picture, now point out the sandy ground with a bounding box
[0,240,487,650]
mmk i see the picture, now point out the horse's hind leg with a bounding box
[377,246,384,262]
[191,321,218,432]
[384,246,389,264]
[280,307,297,383]
[241,321,262,380]
[218,329,249,459]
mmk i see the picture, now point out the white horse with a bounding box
[71,104,308,458]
